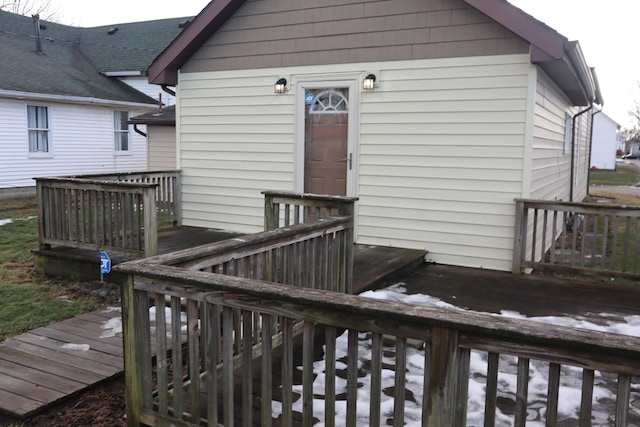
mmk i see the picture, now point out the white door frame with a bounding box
[295,79,358,197]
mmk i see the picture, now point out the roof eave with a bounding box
[465,0,598,107]
[590,67,604,106]
[0,88,157,108]
[148,0,247,85]
[464,0,566,60]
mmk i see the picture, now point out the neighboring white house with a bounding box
[146,0,602,272]
[590,111,619,170]
[0,11,190,199]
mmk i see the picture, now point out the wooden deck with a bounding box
[0,309,123,418]
[1,226,426,419]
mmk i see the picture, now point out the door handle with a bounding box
[339,153,352,170]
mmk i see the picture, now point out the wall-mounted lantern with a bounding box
[363,73,377,90]
[274,77,287,94]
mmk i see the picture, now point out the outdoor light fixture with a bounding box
[363,73,376,90]
[274,77,287,94]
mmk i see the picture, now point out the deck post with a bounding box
[342,202,355,294]
[264,192,276,231]
[173,172,182,227]
[143,186,158,258]
[121,273,142,427]
[427,327,459,426]
[512,199,525,275]
[35,179,50,251]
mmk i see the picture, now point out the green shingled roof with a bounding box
[0,10,191,104]
[80,17,192,74]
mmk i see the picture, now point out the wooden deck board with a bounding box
[0,346,102,385]
[4,337,119,378]
[0,226,426,419]
[16,332,122,368]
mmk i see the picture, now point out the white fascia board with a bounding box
[0,89,156,108]
[101,71,144,77]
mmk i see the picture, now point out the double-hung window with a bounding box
[27,105,50,153]
[114,110,130,152]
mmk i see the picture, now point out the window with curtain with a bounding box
[27,105,50,153]
[114,110,130,151]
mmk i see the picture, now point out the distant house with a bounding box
[129,106,177,170]
[146,0,602,272]
[590,111,619,170]
[0,10,191,199]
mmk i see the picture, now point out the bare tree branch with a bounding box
[0,0,61,22]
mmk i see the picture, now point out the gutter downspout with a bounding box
[161,85,176,97]
[570,105,593,201]
[133,124,147,137]
[586,107,602,196]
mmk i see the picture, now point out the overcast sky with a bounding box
[509,0,639,128]
[49,0,637,129]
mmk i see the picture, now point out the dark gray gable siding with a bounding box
[182,0,529,73]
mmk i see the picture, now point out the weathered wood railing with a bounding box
[513,198,640,276]
[67,170,181,228]
[116,262,640,427]
[144,217,354,293]
[263,191,357,293]
[35,171,180,258]
[263,190,357,231]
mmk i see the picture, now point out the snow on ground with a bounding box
[60,343,91,351]
[99,283,640,425]
[0,216,36,227]
[274,283,640,426]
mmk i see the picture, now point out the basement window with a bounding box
[114,111,130,152]
[27,105,50,153]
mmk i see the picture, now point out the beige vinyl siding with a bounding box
[178,72,296,231]
[147,126,176,169]
[524,71,594,264]
[529,71,573,201]
[178,54,532,270]
[572,110,592,202]
[356,54,531,271]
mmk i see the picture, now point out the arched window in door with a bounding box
[309,90,348,114]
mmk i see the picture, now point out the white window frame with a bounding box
[114,110,131,153]
[27,104,52,156]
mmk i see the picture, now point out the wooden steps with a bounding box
[0,308,123,418]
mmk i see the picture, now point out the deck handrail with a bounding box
[36,177,148,257]
[136,216,354,292]
[66,170,182,228]
[262,191,357,292]
[35,170,180,258]
[262,190,358,230]
[116,261,640,426]
[513,198,640,275]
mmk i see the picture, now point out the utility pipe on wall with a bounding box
[570,105,593,201]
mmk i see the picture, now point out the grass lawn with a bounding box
[589,162,640,186]
[0,198,105,342]
[1,165,639,342]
